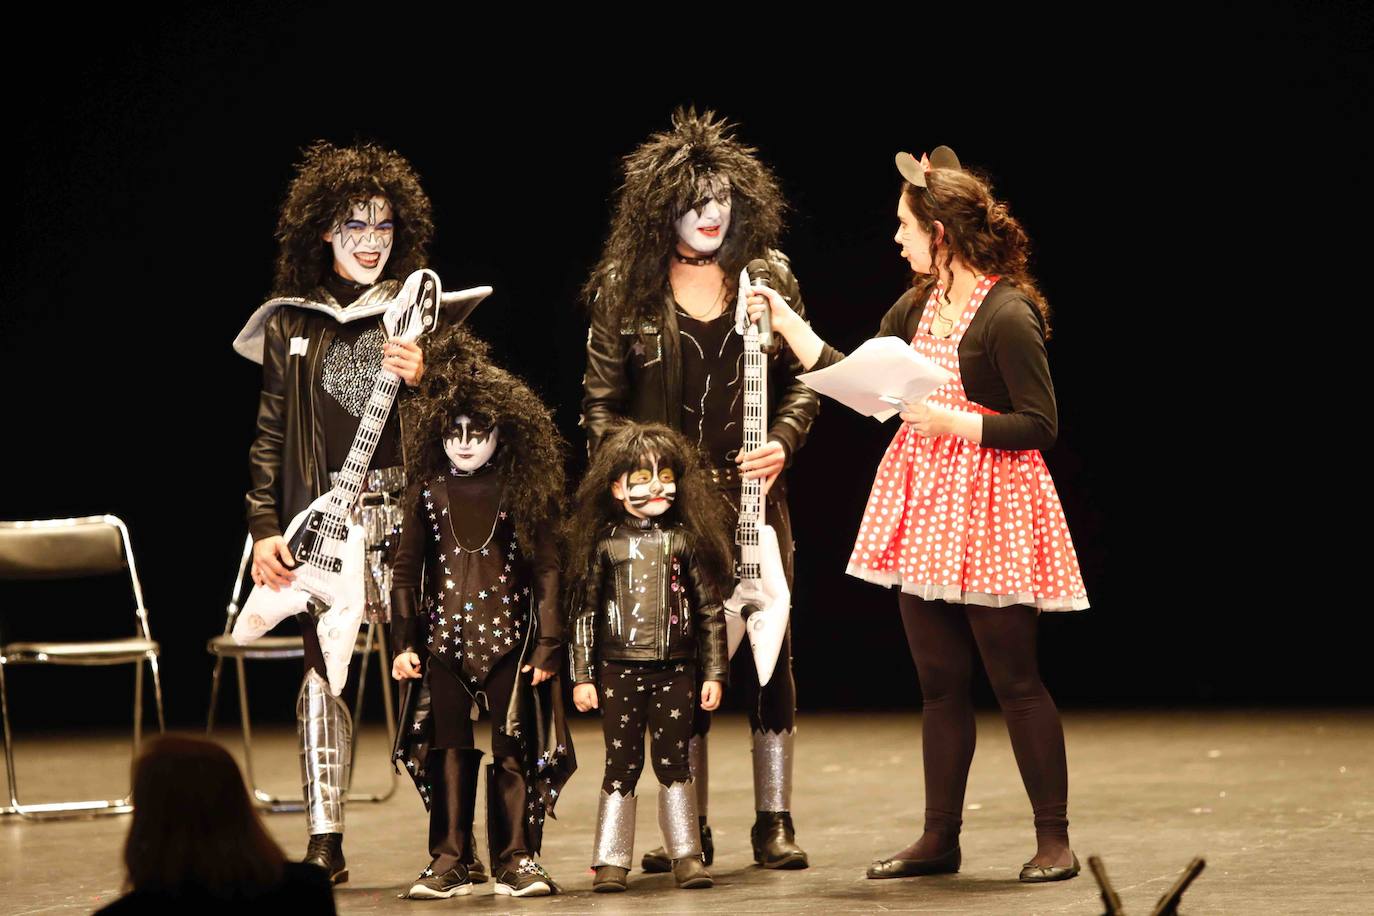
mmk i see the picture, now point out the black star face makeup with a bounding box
[326,195,395,284]
[443,413,498,474]
[612,452,678,518]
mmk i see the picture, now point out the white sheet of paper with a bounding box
[796,337,955,421]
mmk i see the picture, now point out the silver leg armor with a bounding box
[298,669,352,835]
[657,780,702,860]
[688,734,708,820]
[591,791,637,869]
[751,728,795,813]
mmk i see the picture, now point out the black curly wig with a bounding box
[582,107,787,328]
[563,421,735,604]
[402,326,565,554]
[271,140,435,297]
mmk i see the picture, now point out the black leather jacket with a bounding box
[569,516,728,685]
[580,249,820,464]
[244,281,414,541]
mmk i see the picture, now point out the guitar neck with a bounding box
[331,371,402,511]
[737,332,767,579]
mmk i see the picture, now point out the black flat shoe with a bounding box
[1019,852,1080,883]
[866,845,961,879]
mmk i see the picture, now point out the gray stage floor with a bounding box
[2,710,1370,914]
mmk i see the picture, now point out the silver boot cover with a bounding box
[657,779,702,860]
[751,728,795,812]
[298,669,353,834]
[591,790,637,868]
[688,733,708,819]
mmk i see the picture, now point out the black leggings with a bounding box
[898,595,1068,845]
[600,660,697,794]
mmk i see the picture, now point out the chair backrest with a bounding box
[0,516,149,639]
[0,516,128,580]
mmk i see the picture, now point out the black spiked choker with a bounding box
[673,251,718,266]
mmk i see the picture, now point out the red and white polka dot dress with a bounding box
[846,277,1089,612]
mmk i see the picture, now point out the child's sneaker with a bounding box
[405,862,473,899]
[493,857,557,897]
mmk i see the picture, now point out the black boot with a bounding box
[672,856,713,889]
[303,832,348,884]
[642,816,713,872]
[751,811,809,869]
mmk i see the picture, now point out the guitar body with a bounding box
[724,522,790,686]
[230,268,441,697]
[231,492,369,696]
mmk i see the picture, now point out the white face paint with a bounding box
[612,454,678,518]
[674,175,732,256]
[443,415,499,473]
[325,195,395,284]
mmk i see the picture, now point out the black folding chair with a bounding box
[206,534,397,811]
[0,515,165,820]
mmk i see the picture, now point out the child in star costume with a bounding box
[390,327,574,899]
[566,422,732,892]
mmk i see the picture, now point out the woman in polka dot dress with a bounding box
[745,146,1088,883]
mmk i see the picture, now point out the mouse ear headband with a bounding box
[894,145,962,187]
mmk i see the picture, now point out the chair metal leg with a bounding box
[343,621,399,804]
[0,658,134,820]
[133,656,144,754]
[234,655,304,813]
[346,618,375,785]
[1,659,23,813]
[207,655,226,733]
[147,652,165,735]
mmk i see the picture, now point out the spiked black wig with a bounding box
[402,326,565,553]
[582,107,787,327]
[271,140,435,297]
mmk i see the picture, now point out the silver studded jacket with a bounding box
[569,516,728,685]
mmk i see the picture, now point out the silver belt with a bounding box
[329,465,406,502]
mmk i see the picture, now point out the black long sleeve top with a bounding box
[812,280,1058,451]
[391,468,563,678]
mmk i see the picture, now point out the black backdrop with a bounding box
[4,7,1367,727]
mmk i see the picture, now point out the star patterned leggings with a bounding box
[599,660,698,795]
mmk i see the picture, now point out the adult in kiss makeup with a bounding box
[581,107,818,871]
[389,326,574,900]
[234,141,436,882]
[745,147,1088,883]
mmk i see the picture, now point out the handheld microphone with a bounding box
[744,258,777,353]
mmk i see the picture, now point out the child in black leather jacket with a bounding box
[565,422,732,892]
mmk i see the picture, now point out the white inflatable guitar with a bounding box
[723,268,791,686]
[231,269,440,695]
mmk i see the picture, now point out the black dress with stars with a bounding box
[389,465,574,851]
